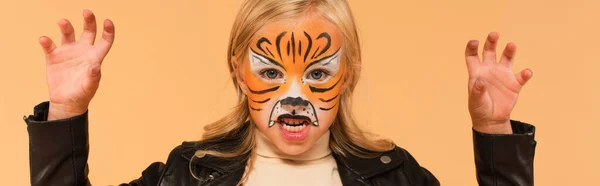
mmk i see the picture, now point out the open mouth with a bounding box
[277,114,311,132]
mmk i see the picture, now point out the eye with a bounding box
[260,69,283,79]
[306,69,330,81]
[311,71,323,79]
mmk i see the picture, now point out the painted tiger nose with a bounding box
[280,97,309,107]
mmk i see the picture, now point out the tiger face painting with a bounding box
[240,17,345,154]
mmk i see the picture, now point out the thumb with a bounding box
[469,79,487,110]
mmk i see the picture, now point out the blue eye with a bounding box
[311,71,323,79]
[307,69,329,81]
[261,69,282,79]
[266,70,278,79]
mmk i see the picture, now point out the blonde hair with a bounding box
[193,0,395,184]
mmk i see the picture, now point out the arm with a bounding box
[25,101,166,186]
[464,32,536,186]
[27,9,116,186]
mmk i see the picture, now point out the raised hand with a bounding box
[38,10,115,120]
[465,32,533,134]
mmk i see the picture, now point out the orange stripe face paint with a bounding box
[243,17,345,144]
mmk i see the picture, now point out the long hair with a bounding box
[194,0,395,184]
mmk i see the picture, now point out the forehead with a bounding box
[249,16,343,66]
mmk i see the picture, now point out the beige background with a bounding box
[1,0,599,185]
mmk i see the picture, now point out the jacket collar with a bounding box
[179,122,404,180]
[180,140,404,180]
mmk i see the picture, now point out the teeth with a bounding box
[284,124,291,131]
[282,123,305,132]
[278,117,309,125]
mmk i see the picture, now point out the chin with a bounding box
[272,138,313,155]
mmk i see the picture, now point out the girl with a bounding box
[25,0,536,185]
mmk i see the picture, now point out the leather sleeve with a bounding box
[25,101,91,186]
[25,101,166,186]
[473,120,537,186]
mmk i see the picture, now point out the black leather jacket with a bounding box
[25,101,536,186]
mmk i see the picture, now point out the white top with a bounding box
[243,129,343,186]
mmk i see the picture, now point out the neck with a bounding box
[254,128,332,161]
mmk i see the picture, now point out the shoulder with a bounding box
[168,141,200,160]
[122,145,192,186]
[389,146,421,168]
[334,145,438,185]
[386,145,439,185]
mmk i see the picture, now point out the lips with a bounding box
[277,114,311,141]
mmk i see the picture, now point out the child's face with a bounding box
[241,15,345,155]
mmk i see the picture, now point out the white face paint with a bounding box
[301,49,341,85]
[249,50,286,84]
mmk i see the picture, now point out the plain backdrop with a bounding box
[1,0,599,185]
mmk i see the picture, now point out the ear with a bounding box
[231,55,249,95]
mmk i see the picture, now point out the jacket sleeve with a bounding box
[25,101,165,186]
[473,120,537,186]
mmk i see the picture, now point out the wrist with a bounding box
[48,102,88,121]
[472,120,512,134]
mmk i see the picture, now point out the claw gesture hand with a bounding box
[465,32,533,134]
[38,10,115,120]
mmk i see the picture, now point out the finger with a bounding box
[515,68,533,86]
[96,19,115,56]
[465,40,480,75]
[469,79,487,110]
[499,42,517,68]
[482,32,499,64]
[81,9,97,45]
[57,19,76,44]
[38,36,57,54]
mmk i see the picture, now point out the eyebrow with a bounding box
[304,47,341,71]
[250,48,286,71]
